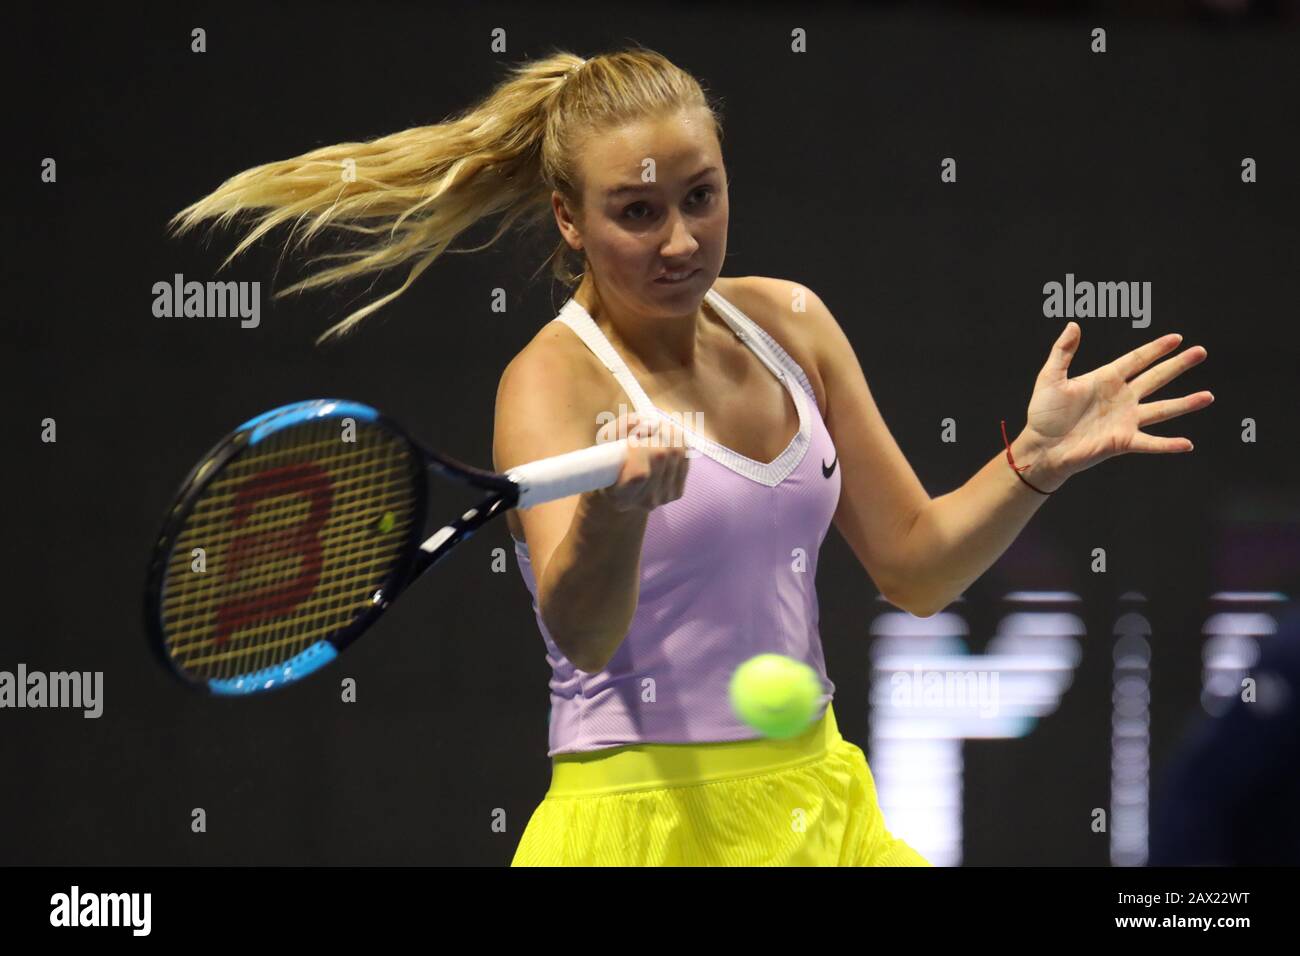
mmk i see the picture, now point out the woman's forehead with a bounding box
[577,118,722,186]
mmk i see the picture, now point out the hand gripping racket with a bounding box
[144,399,629,696]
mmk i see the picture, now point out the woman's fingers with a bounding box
[1127,343,1208,400]
[1128,431,1195,454]
[1137,391,1215,428]
[657,421,688,505]
[596,412,692,512]
[589,409,695,512]
[1111,332,1186,383]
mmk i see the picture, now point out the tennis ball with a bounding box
[376,511,395,534]
[729,653,823,739]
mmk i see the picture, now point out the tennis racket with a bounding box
[144,398,630,696]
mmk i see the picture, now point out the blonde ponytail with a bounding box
[167,45,722,344]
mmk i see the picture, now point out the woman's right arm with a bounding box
[492,337,687,672]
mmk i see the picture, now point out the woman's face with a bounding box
[554,106,729,316]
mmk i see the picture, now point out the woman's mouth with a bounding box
[654,268,700,285]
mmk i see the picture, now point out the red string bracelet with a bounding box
[1001,420,1053,496]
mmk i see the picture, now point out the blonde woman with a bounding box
[170,47,1211,866]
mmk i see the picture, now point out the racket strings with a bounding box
[160,418,418,682]
[181,426,405,680]
[163,552,411,658]
[164,463,409,652]
[161,480,415,618]
[183,457,417,520]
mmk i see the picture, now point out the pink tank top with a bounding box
[514,285,842,755]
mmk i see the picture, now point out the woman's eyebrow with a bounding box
[604,165,718,198]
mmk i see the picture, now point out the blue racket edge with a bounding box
[236,398,378,443]
[207,641,338,695]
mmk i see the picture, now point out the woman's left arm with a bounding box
[777,280,1213,617]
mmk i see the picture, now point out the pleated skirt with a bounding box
[511,702,931,866]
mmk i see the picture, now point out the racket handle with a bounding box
[507,437,630,510]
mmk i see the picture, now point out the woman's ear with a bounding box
[551,190,584,252]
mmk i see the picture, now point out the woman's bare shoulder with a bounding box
[714,275,810,352]
[501,314,608,397]
[494,314,620,459]
[712,275,829,414]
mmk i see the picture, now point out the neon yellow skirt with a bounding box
[511,702,931,866]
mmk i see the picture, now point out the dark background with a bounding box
[6,0,1299,865]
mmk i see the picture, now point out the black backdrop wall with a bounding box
[7,1,1298,865]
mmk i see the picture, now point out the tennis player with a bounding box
[169,46,1212,866]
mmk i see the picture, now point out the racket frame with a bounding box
[145,397,615,697]
[145,400,439,696]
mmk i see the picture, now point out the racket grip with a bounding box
[507,437,630,510]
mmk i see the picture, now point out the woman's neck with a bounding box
[575,274,715,372]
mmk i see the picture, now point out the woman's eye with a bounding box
[622,188,715,221]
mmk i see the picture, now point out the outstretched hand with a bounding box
[1023,322,1213,487]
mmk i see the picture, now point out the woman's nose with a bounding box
[660,213,699,256]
